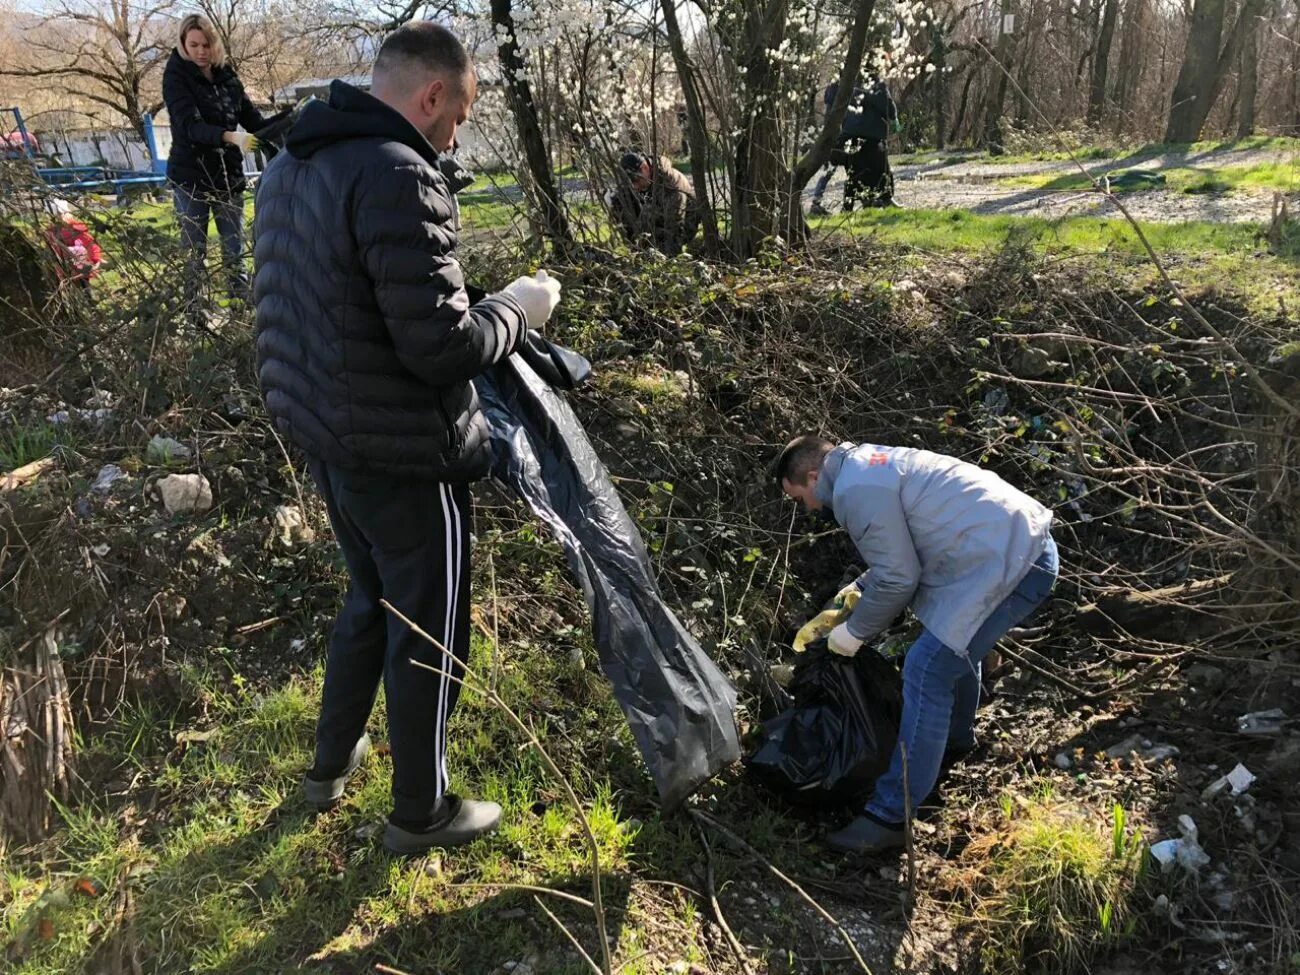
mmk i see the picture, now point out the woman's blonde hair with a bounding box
[177,14,226,68]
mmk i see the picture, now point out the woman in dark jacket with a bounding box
[163,14,267,319]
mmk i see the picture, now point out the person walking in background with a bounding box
[809,81,848,217]
[254,22,562,856]
[163,13,270,324]
[841,77,899,210]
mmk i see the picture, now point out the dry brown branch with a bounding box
[690,809,876,975]
[693,819,756,975]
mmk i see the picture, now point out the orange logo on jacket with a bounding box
[867,452,890,467]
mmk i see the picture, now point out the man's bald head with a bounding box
[371,22,476,152]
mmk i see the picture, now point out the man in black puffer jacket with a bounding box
[254,22,562,856]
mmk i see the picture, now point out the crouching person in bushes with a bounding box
[44,198,102,292]
[774,435,1058,854]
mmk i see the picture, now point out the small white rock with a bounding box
[158,473,213,515]
[1054,752,1072,769]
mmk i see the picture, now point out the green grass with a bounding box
[998,158,1300,194]
[958,794,1147,975]
[5,582,848,975]
[0,420,75,471]
[813,206,1270,257]
[809,206,1300,313]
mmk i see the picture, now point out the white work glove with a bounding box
[501,269,562,330]
[827,623,864,658]
[225,130,258,153]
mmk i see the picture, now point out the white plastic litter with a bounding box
[1236,708,1286,736]
[1226,763,1256,795]
[1150,815,1210,874]
[91,464,125,493]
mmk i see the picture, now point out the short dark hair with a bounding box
[620,151,647,174]
[773,434,834,487]
[373,21,471,91]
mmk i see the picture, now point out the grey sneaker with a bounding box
[383,795,502,855]
[302,734,371,811]
[826,815,904,854]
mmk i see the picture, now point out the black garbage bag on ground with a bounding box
[475,342,741,810]
[746,641,903,805]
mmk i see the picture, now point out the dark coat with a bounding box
[826,81,898,143]
[252,81,529,483]
[611,156,699,253]
[162,50,266,194]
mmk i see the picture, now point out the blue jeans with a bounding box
[811,163,836,203]
[865,536,1059,826]
[173,185,247,310]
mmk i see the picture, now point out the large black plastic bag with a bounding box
[746,643,903,804]
[475,349,741,810]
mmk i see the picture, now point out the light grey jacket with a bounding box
[815,443,1053,655]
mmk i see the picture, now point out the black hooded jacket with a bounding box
[252,81,528,482]
[162,49,266,194]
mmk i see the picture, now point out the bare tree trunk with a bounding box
[1165,0,1266,142]
[1112,0,1150,125]
[1087,0,1118,124]
[659,0,722,253]
[725,0,876,256]
[1236,6,1260,136]
[490,0,573,248]
[932,24,948,149]
[983,0,1015,152]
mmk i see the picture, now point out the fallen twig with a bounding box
[694,819,756,975]
[534,896,604,975]
[690,809,876,975]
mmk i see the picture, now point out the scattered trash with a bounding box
[1237,708,1286,736]
[1149,814,1210,875]
[982,387,1011,417]
[1104,734,1179,762]
[1054,751,1072,769]
[91,543,110,557]
[47,407,112,426]
[271,504,315,548]
[157,473,213,515]
[90,464,125,494]
[147,435,191,465]
[289,638,306,653]
[1226,763,1256,795]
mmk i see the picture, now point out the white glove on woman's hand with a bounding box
[501,269,562,329]
[224,130,259,153]
[828,623,864,658]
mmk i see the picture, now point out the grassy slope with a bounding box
[6,184,1290,974]
[808,207,1300,313]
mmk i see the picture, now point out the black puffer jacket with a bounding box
[253,81,528,482]
[162,49,266,194]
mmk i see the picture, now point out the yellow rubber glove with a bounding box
[792,581,861,652]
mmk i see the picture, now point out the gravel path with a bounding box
[824,144,1300,223]
[465,146,1299,225]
